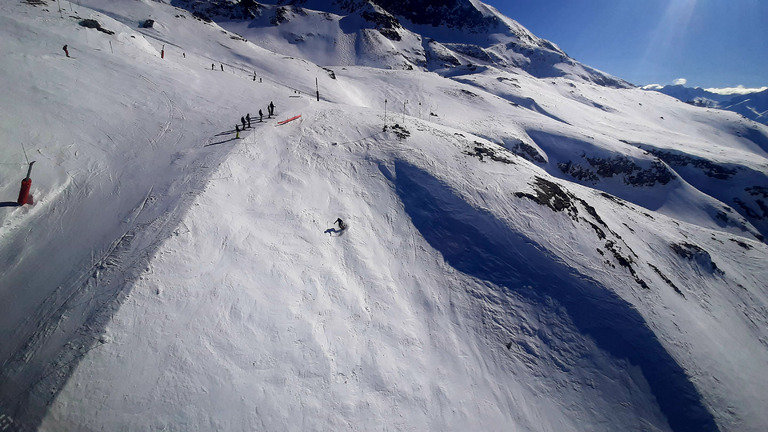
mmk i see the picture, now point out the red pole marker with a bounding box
[17,161,35,206]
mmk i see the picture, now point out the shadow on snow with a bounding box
[393,161,718,432]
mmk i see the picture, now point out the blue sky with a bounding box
[490,0,768,90]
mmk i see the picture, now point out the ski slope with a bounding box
[1,1,767,431]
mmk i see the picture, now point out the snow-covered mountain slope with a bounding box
[645,84,768,126]
[1,1,767,431]
[171,0,628,87]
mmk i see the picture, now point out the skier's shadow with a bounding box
[324,227,346,236]
[205,137,239,147]
[214,125,260,137]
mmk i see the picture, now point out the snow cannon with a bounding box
[17,161,36,206]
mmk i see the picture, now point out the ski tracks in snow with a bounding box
[0,94,239,431]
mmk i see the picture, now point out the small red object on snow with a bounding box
[17,161,35,206]
[17,178,31,205]
[277,115,301,125]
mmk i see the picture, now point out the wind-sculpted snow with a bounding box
[394,161,718,431]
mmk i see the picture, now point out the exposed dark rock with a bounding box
[671,242,724,275]
[388,123,410,140]
[734,198,768,220]
[369,0,498,32]
[79,19,115,35]
[359,7,402,41]
[516,177,646,288]
[505,139,547,164]
[271,6,289,25]
[586,221,606,240]
[322,67,337,79]
[464,141,515,164]
[425,40,461,66]
[514,177,579,218]
[508,141,545,164]
[730,238,752,250]
[497,76,520,88]
[649,264,684,297]
[558,161,599,182]
[605,240,647,289]
[559,156,674,186]
[746,186,768,198]
[600,192,626,207]
[443,43,495,63]
[173,0,263,22]
[645,148,738,180]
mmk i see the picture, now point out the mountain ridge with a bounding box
[172,0,630,86]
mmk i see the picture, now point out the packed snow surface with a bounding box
[1,1,768,431]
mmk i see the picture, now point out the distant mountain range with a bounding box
[644,84,768,125]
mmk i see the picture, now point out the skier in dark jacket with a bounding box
[63,45,69,57]
[334,218,346,230]
[259,109,263,122]
[268,101,275,117]
[246,113,251,128]
[241,116,246,130]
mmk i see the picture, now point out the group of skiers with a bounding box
[235,102,276,136]
[60,43,346,236]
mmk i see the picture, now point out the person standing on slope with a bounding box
[241,116,246,130]
[246,113,251,128]
[62,45,69,57]
[268,101,275,117]
[259,109,263,122]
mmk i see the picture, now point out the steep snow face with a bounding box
[2,0,768,432]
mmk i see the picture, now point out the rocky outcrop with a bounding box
[558,155,675,187]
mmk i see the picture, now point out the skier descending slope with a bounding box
[334,218,346,231]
